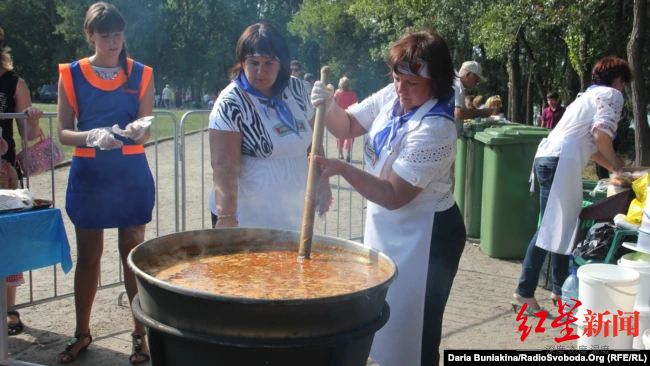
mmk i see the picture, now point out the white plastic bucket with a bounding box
[644,329,650,350]
[619,253,650,309]
[633,309,650,349]
[577,264,640,315]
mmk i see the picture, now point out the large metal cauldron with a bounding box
[128,228,397,366]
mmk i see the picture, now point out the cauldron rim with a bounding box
[127,228,397,305]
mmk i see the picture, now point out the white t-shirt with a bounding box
[162,87,171,99]
[451,75,466,136]
[452,75,466,109]
[209,76,314,231]
[537,85,623,158]
[348,84,456,212]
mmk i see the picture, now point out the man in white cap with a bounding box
[453,61,494,133]
[449,61,494,193]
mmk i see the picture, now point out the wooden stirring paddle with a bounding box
[298,66,331,260]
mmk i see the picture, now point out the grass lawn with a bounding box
[11,103,211,159]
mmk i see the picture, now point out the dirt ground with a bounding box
[6,129,564,366]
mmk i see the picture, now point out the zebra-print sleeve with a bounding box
[210,91,243,133]
[287,76,315,121]
[209,85,274,158]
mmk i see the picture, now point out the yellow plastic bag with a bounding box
[627,198,645,225]
[626,173,650,224]
[632,173,650,202]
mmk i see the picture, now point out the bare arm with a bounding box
[14,78,42,141]
[540,112,548,128]
[323,102,368,140]
[210,129,241,228]
[57,75,91,147]
[134,72,154,144]
[454,107,493,120]
[591,152,614,172]
[314,156,422,210]
[593,129,625,173]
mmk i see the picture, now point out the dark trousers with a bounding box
[516,157,569,298]
[421,203,466,365]
[211,212,218,228]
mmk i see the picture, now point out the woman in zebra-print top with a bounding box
[208,23,331,230]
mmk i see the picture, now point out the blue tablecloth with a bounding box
[0,208,72,278]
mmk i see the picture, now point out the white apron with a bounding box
[365,98,437,366]
[533,136,594,255]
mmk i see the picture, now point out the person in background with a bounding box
[162,84,171,109]
[0,28,43,337]
[541,91,566,129]
[290,60,313,96]
[209,23,331,230]
[472,95,485,110]
[485,95,504,119]
[303,73,315,94]
[208,93,217,109]
[311,29,465,366]
[452,61,493,135]
[465,95,475,110]
[203,92,210,108]
[0,26,44,184]
[55,2,155,364]
[334,76,358,162]
[450,62,493,193]
[511,57,632,316]
[1,131,24,336]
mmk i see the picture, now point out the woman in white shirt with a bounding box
[209,23,330,230]
[512,57,632,315]
[312,30,465,366]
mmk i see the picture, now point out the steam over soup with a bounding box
[143,249,391,299]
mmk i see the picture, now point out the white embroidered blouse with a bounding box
[538,85,624,157]
[348,84,457,212]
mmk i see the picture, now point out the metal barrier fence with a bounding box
[5,108,368,310]
[178,111,367,241]
[2,111,179,309]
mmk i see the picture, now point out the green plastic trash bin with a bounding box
[462,120,518,238]
[454,132,468,218]
[475,127,550,258]
[454,120,497,217]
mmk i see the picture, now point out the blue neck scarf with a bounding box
[372,90,455,155]
[235,73,299,136]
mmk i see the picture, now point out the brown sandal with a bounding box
[130,331,150,365]
[57,331,92,364]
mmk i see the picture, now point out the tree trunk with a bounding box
[564,47,581,103]
[627,0,649,165]
[508,41,523,123]
[525,71,534,125]
[517,31,547,103]
[578,31,592,90]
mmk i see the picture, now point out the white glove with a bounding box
[86,128,124,150]
[112,116,154,142]
[310,81,335,114]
